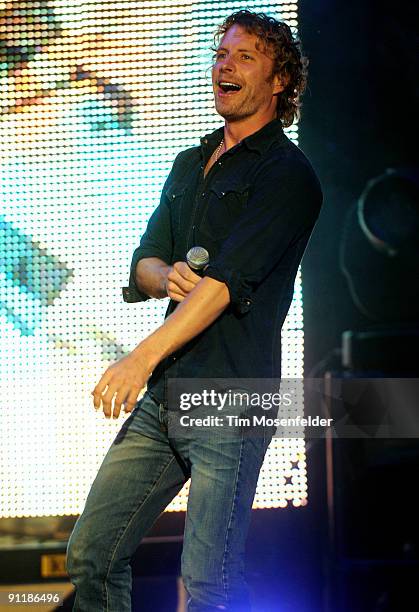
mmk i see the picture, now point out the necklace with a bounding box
[214,139,224,162]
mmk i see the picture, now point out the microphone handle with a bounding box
[188,263,209,277]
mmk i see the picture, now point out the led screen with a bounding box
[0,0,306,517]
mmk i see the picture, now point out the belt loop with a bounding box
[159,403,168,433]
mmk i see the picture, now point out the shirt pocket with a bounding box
[165,181,188,237]
[199,179,250,240]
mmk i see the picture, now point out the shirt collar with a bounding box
[200,118,284,158]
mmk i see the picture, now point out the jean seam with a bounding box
[220,433,246,606]
[102,453,178,611]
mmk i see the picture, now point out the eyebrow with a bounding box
[215,47,257,54]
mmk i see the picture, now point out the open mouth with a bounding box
[217,81,242,95]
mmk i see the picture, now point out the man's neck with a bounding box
[223,112,277,149]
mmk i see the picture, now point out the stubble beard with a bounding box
[217,106,254,122]
[214,90,257,123]
[214,79,276,122]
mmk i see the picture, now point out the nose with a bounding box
[220,66,234,77]
[218,65,235,84]
[218,54,236,73]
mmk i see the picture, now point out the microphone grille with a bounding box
[186,246,210,270]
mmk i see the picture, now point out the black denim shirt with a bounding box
[122,119,323,406]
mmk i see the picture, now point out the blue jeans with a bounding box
[66,391,274,611]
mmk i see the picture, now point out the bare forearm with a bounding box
[133,276,230,369]
[135,257,170,299]
[92,272,230,419]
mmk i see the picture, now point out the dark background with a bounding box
[298,1,419,610]
[300,0,418,366]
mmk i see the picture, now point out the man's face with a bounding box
[212,24,283,122]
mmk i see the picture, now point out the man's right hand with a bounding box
[165,261,201,302]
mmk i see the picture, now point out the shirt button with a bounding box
[201,192,205,197]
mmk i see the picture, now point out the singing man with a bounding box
[67,10,323,611]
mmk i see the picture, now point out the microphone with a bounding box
[186,246,210,276]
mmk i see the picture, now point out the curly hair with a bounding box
[213,10,308,128]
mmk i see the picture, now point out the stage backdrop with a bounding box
[0,0,307,517]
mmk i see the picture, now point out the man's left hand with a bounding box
[91,351,151,419]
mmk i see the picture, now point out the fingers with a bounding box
[91,347,151,422]
[91,362,143,419]
[91,371,112,410]
[166,262,200,297]
[166,279,188,299]
[97,382,118,419]
[167,271,195,294]
[167,290,186,302]
[113,384,140,419]
[173,261,201,283]
[122,388,141,414]
[92,384,141,419]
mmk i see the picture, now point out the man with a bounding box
[66,9,323,612]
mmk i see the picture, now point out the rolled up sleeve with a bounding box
[122,156,181,303]
[202,157,323,314]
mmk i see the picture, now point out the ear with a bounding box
[272,73,289,95]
